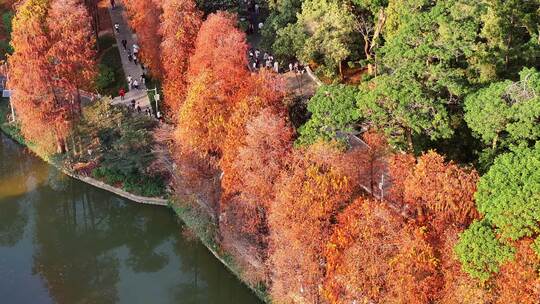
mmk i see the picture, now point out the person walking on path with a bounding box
[140,74,146,86]
[121,39,127,50]
[127,75,133,90]
[110,0,115,9]
[133,79,139,90]
[114,23,120,33]
[119,88,125,100]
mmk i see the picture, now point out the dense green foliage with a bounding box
[0,11,13,59]
[275,0,356,76]
[357,74,453,150]
[261,0,301,52]
[465,68,540,153]
[297,84,360,145]
[455,219,515,282]
[71,99,165,197]
[532,237,540,259]
[456,144,539,281]
[96,47,127,96]
[475,144,540,241]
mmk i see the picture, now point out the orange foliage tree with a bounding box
[403,151,479,227]
[268,142,355,303]
[47,0,96,110]
[494,239,540,304]
[9,0,55,150]
[220,71,285,201]
[160,0,202,113]
[385,223,443,304]
[324,197,403,303]
[220,108,294,283]
[387,152,416,204]
[176,12,249,156]
[124,0,163,78]
[8,0,92,153]
[323,197,442,304]
[388,151,479,227]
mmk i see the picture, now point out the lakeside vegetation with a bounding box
[2,0,540,303]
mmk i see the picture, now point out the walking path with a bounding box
[108,2,152,111]
[243,14,318,99]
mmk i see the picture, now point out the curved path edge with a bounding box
[0,125,168,206]
[62,170,168,206]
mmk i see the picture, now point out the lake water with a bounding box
[0,133,262,304]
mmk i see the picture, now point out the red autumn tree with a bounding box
[360,131,389,195]
[385,223,443,304]
[494,239,540,304]
[47,0,97,110]
[233,108,294,208]
[323,197,442,304]
[343,131,390,197]
[8,0,68,153]
[160,0,202,113]
[220,70,285,201]
[404,151,479,227]
[187,11,248,88]
[176,12,249,155]
[387,152,416,204]
[220,108,294,284]
[323,197,403,304]
[124,0,163,78]
[9,0,96,153]
[269,142,354,303]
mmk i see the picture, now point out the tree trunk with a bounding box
[71,134,78,157]
[405,127,413,152]
[56,135,67,154]
[76,87,82,115]
[364,36,371,60]
[492,133,499,150]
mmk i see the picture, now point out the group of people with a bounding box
[249,48,279,72]
[121,41,141,66]
[248,48,306,76]
[126,74,145,91]
[113,16,142,69]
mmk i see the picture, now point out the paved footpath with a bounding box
[108,2,152,111]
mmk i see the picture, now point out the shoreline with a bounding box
[0,125,269,303]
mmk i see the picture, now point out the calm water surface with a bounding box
[0,133,262,304]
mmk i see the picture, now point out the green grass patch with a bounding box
[97,34,116,52]
[0,11,13,60]
[0,99,25,144]
[145,77,162,116]
[96,46,127,96]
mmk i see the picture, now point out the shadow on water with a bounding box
[0,133,262,304]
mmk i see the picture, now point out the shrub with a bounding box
[95,64,116,92]
[455,219,515,282]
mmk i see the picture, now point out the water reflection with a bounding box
[0,200,27,246]
[0,134,261,304]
